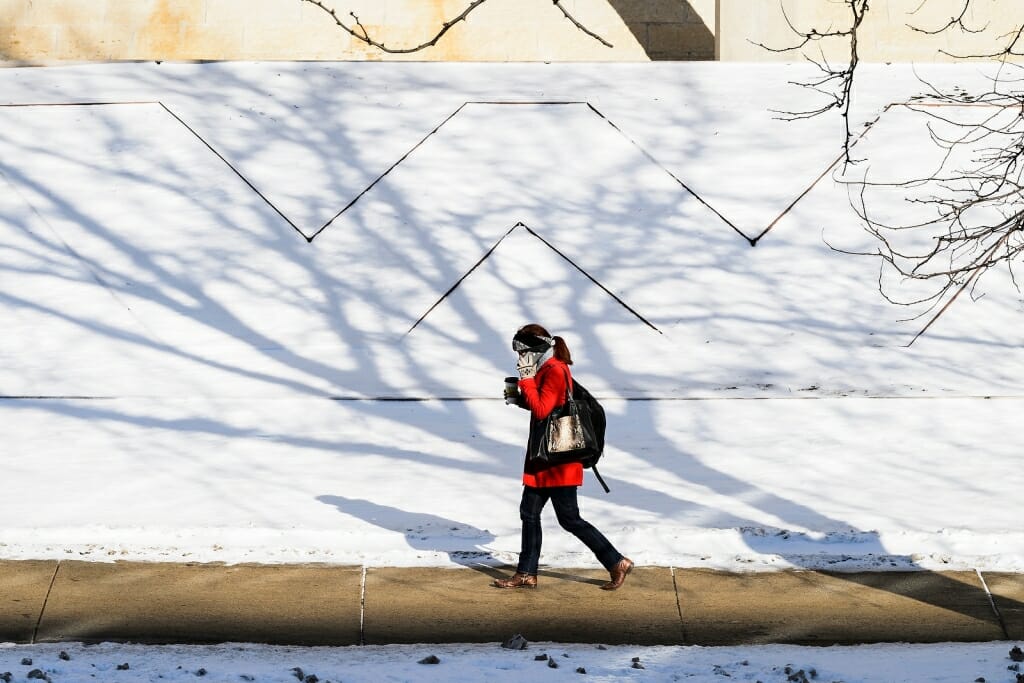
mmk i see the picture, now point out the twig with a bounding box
[907,0,988,35]
[301,0,612,53]
[300,0,487,53]
[552,0,613,48]
[757,0,868,167]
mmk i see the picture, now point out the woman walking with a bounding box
[493,324,633,590]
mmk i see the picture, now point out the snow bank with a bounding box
[0,62,1021,570]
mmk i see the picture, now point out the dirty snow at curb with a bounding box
[2,641,1024,683]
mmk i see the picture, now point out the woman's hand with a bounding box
[516,350,545,379]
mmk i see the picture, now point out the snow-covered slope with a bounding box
[0,62,1021,570]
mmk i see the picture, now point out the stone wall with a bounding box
[8,0,1019,64]
[0,0,716,62]
[717,0,1024,62]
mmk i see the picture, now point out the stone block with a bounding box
[102,0,161,26]
[0,0,32,22]
[205,0,300,26]
[18,0,108,26]
[133,20,188,60]
[181,22,246,60]
[0,25,58,60]
[981,572,1024,639]
[364,566,682,645]
[36,561,362,645]
[646,21,715,60]
[0,560,58,643]
[677,570,1005,645]
[54,23,129,60]
[242,22,349,60]
[605,0,689,24]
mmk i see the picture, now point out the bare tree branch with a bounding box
[756,0,868,167]
[837,92,1024,323]
[766,0,1024,336]
[907,0,988,35]
[553,0,613,48]
[299,0,488,53]
[300,0,613,53]
[939,23,1024,59]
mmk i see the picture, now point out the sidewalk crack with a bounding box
[32,561,61,644]
[671,566,688,644]
[975,568,1009,639]
[359,565,367,646]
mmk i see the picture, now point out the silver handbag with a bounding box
[546,400,586,453]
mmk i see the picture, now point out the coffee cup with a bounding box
[503,376,520,404]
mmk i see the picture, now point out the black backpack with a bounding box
[566,378,610,493]
[527,371,611,493]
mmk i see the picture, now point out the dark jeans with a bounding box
[516,485,623,575]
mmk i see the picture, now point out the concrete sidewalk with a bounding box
[1,561,1021,646]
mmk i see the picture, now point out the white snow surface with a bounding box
[2,641,1023,683]
[1,61,1023,571]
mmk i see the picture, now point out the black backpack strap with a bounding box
[560,365,609,493]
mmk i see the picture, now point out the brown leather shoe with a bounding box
[492,572,538,589]
[601,557,634,590]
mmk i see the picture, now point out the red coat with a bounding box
[518,358,584,488]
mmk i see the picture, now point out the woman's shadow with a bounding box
[317,495,604,585]
[317,494,505,579]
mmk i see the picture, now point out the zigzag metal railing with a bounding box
[0,99,752,243]
[403,221,662,337]
[3,98,986,343]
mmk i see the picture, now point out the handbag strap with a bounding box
[559,366,575,406]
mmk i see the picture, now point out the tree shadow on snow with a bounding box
[316,495,606,586]
[316,494,504,578]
